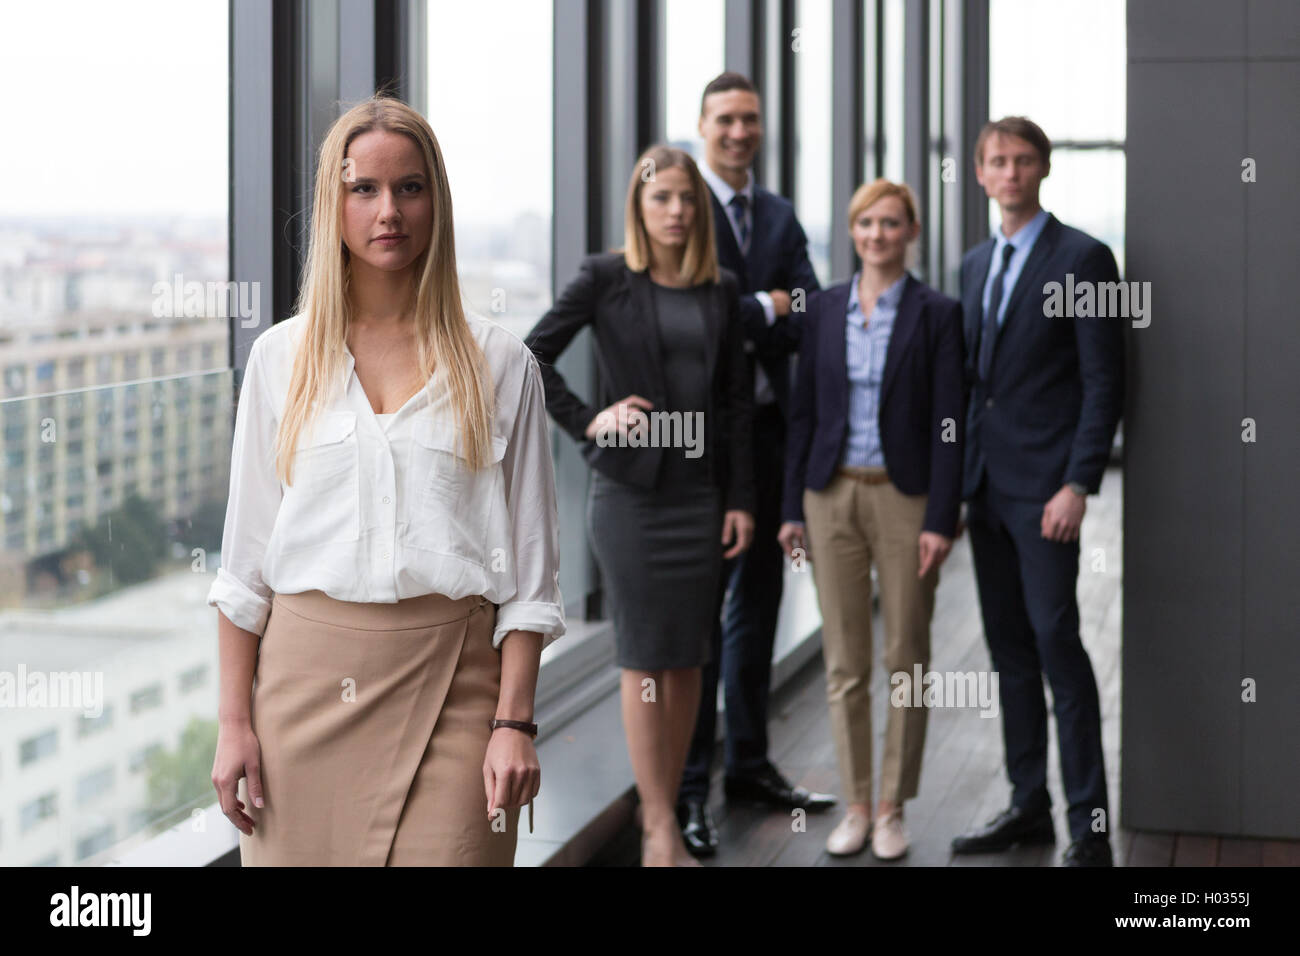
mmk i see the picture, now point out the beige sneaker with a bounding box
[871,808,908,860]
[825,809,872,856]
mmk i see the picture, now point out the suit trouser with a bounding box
[679,405,786,800]
[803,469,936,806]
[966,475,1108,842]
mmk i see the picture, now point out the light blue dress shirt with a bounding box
[981,207,1050,328]
[841,272,907,468]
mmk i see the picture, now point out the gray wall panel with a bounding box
[1241,59,1300,838]
[1128,0,1246,60]
[1123,61,1246,834]
[1124,61,1245,603]
[1247,0,1300,58]
[1125,1,1300,838]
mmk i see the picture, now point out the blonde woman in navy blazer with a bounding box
[778,179,964,860]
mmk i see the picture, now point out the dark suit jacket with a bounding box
[960,213,1125,501]
[783,274,966,537]
[708,184,821,417]
[525,252,756,514]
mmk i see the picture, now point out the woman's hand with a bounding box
[483,728,541,820]
[777,521,808,560]
[918,531,953,579]
[212,719,263,835]
[722,510,754,559]
[585,395,654,441]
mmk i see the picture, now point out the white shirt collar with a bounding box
[700,159,754,207]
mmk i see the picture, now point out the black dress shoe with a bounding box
[950,805,1056,854]
[676,800,718,858]
[724,763,837,812]
[1062,835,1113,867]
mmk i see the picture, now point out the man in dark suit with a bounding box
[950,117,1124,866]
[677,71,834,856]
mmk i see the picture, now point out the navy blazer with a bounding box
[525,252,756,515]
[708,184,821,417]
[960,213,1125,501]
[783,273,966,537]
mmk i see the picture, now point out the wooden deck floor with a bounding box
[593,467,1300,867]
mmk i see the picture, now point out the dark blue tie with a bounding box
[978,242,1016,382]
[728,194,750,254]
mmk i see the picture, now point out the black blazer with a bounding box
[525,252,756,514]
[783,273,965,537]
[707,185,821,417]
[960,213,1125,501]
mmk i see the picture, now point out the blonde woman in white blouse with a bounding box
[207,96,564,866]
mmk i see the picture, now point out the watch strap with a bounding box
[489,718,538,738]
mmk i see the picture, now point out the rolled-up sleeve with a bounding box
[494,352,566,649]
[206,337,281,636]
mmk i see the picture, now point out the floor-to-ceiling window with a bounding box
[0,0,229,866]
[793,0,833,284]
[989,0,1126,272]
[664,0,725,160]
[424,0,554,342]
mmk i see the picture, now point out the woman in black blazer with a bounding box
[777,179,964,861]
[526,145,755,867]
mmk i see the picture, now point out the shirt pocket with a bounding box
[405,416,508,562]
[278,410,360,551]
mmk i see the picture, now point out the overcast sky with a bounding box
[0,0,1123,233]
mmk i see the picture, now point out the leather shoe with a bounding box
[676,800,718,858]
[825,810,871,856]
[950,805,1055,854]
[1062,835,1113,866]
[724,763,837,812]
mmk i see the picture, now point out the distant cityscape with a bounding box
[0,210,552,865]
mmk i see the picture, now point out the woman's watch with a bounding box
[1067,481,1088,498]
[489,718,538,738]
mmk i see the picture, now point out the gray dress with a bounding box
[587,282,723,670]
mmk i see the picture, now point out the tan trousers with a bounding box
[803,468,937,806]
[238,588,519,866]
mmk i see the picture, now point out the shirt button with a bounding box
[985,398,995,408]
[382,496,391,504]
[381,551,389,560]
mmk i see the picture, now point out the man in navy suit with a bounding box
[950,117,1124,866]
[677,72,833,856]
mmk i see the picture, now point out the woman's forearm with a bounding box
[217,611,261,726]
[495,630,542,722]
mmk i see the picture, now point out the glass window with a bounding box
[793,0,833,283]
[20,793,58,833]
[20,729,58,766]
[882,0,906,184]
[0,0,228,866]
[664,0,725,160]
[989,0,1126,271]
[424,0,554,342]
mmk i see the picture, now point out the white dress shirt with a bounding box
[698,159,779,405]
[205,310,566,649]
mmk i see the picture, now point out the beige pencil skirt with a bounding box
[236,588,519,866]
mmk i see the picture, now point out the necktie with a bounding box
[728,193,750,255]
[978,242,1016,382]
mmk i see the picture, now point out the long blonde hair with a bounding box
[622,145,720,285]
[274,95,494,485]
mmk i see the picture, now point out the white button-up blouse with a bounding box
[205,310,565,649]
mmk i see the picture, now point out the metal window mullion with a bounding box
[902,0,930,282]
[830,0,864,279]
[230,0,276,372]
[959,0,989,252]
